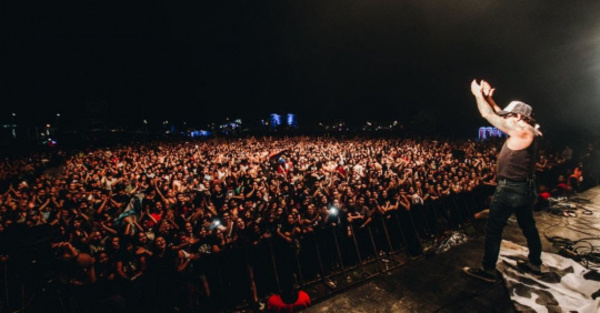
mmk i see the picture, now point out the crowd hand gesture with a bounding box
[136,247,152,256]
[187,253,200,261]
[123,216,133,225]
[52,242,78,259]
[384,200,391,211]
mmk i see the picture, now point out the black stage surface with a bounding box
[302,186,600,313]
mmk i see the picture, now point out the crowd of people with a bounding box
[0,136,596,312]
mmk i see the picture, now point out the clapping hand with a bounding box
[480,80,495,98]
[470,79,482,96]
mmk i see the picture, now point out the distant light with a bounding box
[46,124,51,128]
[12,113,16,117]
[56,113,61,117]
[286,114,296,127]
[270,113,282,127]
[143,119,148,124]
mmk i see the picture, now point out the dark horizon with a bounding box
[2,0,600,138]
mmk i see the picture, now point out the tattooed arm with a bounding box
[471,80,537,141]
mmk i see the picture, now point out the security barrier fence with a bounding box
[0,185,494,313]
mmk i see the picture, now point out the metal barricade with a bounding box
[1,193,493,313]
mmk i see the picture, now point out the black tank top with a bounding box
[497,137,538,181]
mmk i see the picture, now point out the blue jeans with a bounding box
[482,179,542,271]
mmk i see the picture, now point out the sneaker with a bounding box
[517,260,543,278]
[462,266,500,283]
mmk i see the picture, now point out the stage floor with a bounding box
[302,186,600,313]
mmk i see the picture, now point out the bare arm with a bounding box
[100,223,118,235]
[480,80,502,112]
[360,216,371,228]
[277,227,292,243]
[144,209,158,224]
[472,80,506,130]
[96,198,108,215]
[155,183,168,203]
[471,80,534,138]
[177,253,191,272]
[38,198,51,212]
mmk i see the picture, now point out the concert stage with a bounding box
[302,186,600,313]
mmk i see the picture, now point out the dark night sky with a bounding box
[2,0,600,136]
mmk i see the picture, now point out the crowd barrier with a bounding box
[0,186,494,313]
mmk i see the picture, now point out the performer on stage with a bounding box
[464,79,544,282]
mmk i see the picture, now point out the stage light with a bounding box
[270,114,282,127]
[286,114,296,127]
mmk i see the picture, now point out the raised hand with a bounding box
[470,79,482,97]
[481,80,495,98]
